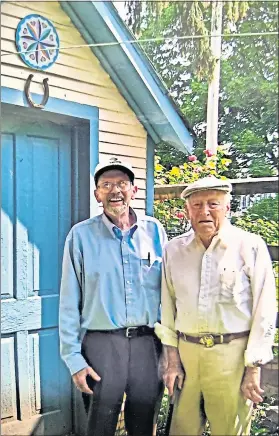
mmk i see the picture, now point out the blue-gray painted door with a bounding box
[1,112,72,435]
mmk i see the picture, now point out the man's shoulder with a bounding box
[230,223,263,244]
[165,230,194,250]
[139,215,166,231]
[140,214,161,224]
[68,215,102,237]
[228,223,268,253]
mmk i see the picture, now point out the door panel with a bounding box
[1,113,72,435]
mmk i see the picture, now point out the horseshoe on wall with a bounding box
[24,74,49,109]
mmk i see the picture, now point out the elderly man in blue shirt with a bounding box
[59,157,167,436]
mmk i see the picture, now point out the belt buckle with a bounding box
[126,327,137,338]
[199,334,215,348]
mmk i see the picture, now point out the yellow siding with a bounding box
[1,1,148,214]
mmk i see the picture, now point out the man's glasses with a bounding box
[97,180,132,193]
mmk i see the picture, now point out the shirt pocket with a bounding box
[218,266,251,306]
[140,256,162,291]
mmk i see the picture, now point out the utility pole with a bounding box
[206,0,223,154]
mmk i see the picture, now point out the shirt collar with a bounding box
[102,208,138,239]
[215,219,235,248]
[199,218,233,249]
[183,218,234,249]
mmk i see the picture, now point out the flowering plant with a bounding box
[154,146,231,235]
[155,146,231,185]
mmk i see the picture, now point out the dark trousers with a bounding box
[81,331,162,436]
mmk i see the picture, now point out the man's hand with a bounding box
[162,345,185,396]
[241,367,264,403]
[72,366,101,394]
[163,363,185,397]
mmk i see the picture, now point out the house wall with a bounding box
[1,1,148,216]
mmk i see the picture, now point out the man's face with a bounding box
[94,169,137,217]
[185,190,230,240]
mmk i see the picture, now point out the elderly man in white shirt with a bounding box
[155,176,276,436]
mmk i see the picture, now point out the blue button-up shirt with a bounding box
[59,211,167,375]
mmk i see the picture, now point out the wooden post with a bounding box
[206,0,223,154]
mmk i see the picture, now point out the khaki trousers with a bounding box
[170,337,253,436]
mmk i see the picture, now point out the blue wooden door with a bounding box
[1,111,72,435]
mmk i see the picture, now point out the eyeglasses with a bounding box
[97,180,132,192]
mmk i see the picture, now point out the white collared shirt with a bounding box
[155,220,277,366]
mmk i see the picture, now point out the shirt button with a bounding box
[126,280,131,284]
[124,260,128,264]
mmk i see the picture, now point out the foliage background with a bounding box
[123,1,278,178]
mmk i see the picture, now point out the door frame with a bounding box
[1,86,99,436]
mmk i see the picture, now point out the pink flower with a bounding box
[188,155,197,162]
[176,212,184,219]
[203,149,214,157]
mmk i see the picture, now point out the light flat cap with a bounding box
[181,176,232,199]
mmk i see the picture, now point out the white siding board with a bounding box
[99,143,146,159]
[2,2,73,26]
[99,153,146,170]
[99,121,146,138]
[99,109,141,126]
[2,65,120,100]
[1,49,113,88]
[136,189,146,199]
[134,179,146,190]
[2,13,71,33]
[99,132,147,148]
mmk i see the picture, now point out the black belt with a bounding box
[91,326,155,339]
[178,331,250,348]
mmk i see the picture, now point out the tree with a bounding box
[245,195,279,222]
[219,1,278,177]
[125,1,249,80]
[123,1,278,177]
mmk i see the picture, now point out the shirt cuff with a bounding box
[154,322,178,347]
[244,346,274,367]
[64,353,89,376]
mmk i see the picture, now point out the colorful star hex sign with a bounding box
[16,14,59,70]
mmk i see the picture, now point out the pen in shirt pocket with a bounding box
[148,252,151,267]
